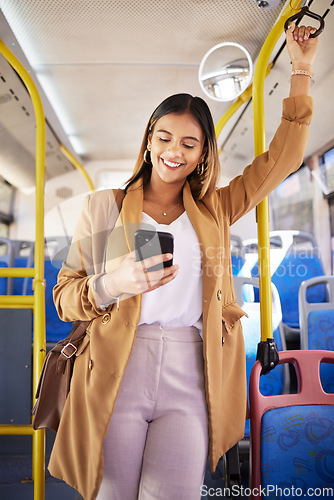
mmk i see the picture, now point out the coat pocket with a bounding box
[222,302,247,334]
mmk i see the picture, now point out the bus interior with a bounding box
[0,0,334,499]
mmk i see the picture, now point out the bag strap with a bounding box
[55,189,126,373]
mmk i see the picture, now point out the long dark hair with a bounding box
[124,93,220,200]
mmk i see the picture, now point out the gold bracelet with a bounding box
[291,69,314,78]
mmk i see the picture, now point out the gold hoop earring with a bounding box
[196,161,204,176]
[144,149,151,164]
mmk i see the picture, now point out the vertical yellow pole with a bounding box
[252,0,303,341]
[0,40,46,500]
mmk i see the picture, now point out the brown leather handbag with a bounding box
[32,189,125,432]
[32,320,90,431]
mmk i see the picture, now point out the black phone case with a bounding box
[134,230,174,272]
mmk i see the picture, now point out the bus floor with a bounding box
[0,430,249,500]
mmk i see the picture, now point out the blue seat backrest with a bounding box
[261,405,334,494]
[12,257,32,295]
[251,253,325,328]
[0,261,8,295]
[308,310,334,393]
[15,257,72,343]
[231,255,244,276]
[272,253,325,328]
[44,260,73,342]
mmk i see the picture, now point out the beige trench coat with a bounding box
[49,96,313,499]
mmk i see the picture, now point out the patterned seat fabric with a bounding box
[261,405,334,495]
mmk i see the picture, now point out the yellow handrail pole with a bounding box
[215,85,253,139]
[0,268,35,277]
[252,0,303,341]
[0,40,46,499]
[60,144,95,191]
[0,296,35,308]
[0,425,35,435]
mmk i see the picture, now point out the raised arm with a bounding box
[217,23,318,225]
[286,22,319,97]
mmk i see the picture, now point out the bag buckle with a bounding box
[61,343,78,359]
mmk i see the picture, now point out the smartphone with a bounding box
[134,229,174,272]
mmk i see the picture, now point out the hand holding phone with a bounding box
[134,229,174,272]
[103,229,177,299]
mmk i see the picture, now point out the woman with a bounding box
[49,23,318,500]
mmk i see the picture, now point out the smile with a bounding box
[161,158,183,168]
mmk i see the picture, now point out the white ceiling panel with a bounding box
[0,0,284,65]
[33,63,226,159]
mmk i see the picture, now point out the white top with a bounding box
[138,211,203,332]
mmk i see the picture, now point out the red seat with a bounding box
[249,350,334,498]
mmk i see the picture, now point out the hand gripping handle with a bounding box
[284,6,324,38]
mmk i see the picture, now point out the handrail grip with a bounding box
[284,4,325,38]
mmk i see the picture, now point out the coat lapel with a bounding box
[121,180,144,252]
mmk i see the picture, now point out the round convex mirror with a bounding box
[199,42,253,102]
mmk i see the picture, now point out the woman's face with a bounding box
[147,111,206,190]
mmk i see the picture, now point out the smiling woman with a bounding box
[125,93,221,205]
[48,24,318,500]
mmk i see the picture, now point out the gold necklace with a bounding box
[144,197,182,217]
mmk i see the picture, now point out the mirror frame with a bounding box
[198,42,253,102]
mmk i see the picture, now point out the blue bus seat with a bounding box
[250,350,334,499]
[44,260,73,343]
[0,237,72,342]
[243,231,325,338]
[0,237,14,294]
[233,277,289,439]
[11,240,34,295]
[44,237,73,342]
[0,261,8,295]
[299,276,334,393]
[231,254,245,276]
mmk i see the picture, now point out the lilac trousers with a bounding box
[96,324,209,500]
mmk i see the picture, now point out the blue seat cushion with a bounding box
[261,405,334,495]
